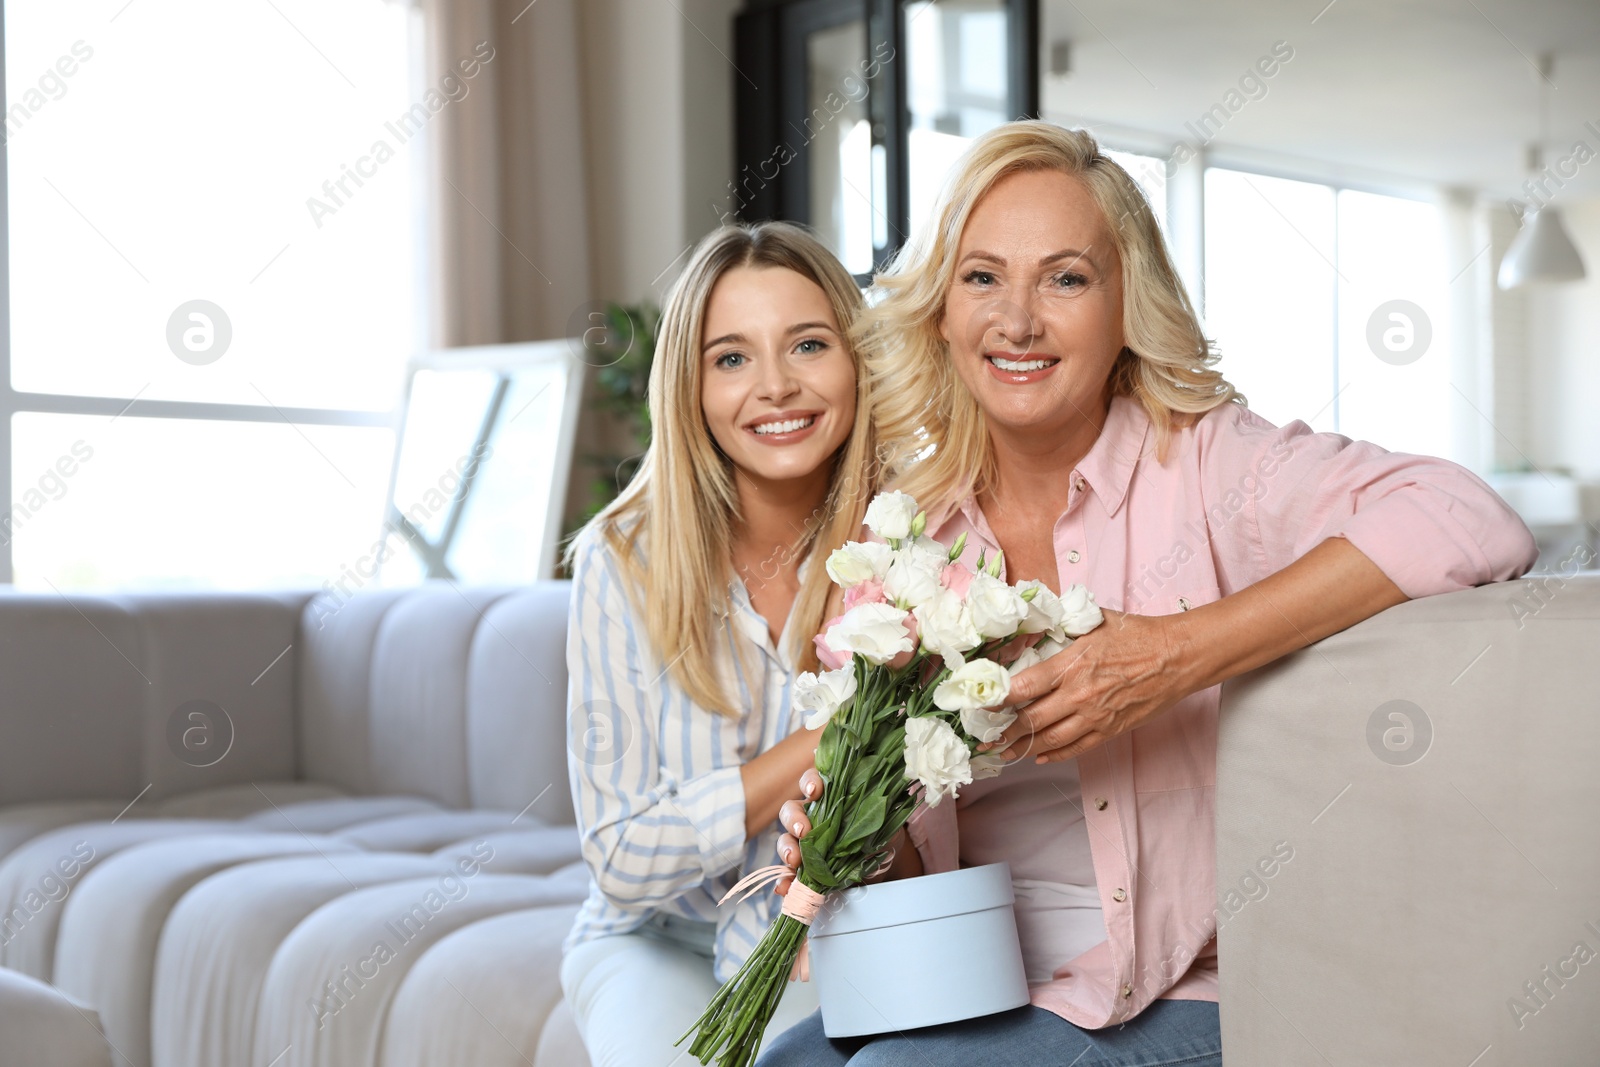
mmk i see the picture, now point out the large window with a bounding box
[4,0,426,589]
[1204,168,1453,459]
[1100,147,1168,233]
[904,0,1012,236]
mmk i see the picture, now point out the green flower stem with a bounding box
[684,638,1002,1066]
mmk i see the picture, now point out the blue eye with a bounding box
[1052,272,1087,289]
[714,351,746,368]
[795,338,828,355]
[962,270,997,286]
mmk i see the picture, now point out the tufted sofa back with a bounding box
[0,582,575,825]
[0,590,306,806]
[297,582,574,821]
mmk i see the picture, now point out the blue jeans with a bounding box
[756,998,1222,1067]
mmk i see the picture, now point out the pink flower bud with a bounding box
[940,562,974,598]
[814,614,851,669]
[843,578,886,609]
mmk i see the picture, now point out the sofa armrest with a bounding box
[1216,575,1600,1066]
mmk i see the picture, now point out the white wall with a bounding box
[1526,197,1600,479]
[578,0,740,304]
[561,0,741,532]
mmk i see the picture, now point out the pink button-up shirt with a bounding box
[906,393,1538,1029]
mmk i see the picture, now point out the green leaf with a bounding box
[799,837,838,886]
[842,754,877,796]
[805,810,839,856]
[834,794,886,853]
[813,727,840,777]
[872,723,906,761]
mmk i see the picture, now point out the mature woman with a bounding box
[761,121,1537,1065]
[561,222,878,1066]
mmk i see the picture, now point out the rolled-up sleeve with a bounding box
[1214,406,1538,599]
[566,535,747,910]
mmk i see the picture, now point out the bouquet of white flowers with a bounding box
[679,491,1103,1067]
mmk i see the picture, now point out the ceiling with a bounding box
[1038,0,1600,202]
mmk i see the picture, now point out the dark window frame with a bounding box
[735,0,1038,274]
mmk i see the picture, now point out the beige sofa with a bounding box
[0,574,1595,1066]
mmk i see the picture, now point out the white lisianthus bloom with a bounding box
[933,657,1011,712]
[1007,643,1044,677]
[1015,579,1068,638]
[825,541,894,588]
[969,752,1007,780]
[913,586,982,670]
[863,491,920,541]
[882,551,944,609]
[904,715,972,807]
[904,535,951,572]
[959,704,1017,744]
[1058,584,1104,637]
[934,659,1014,743]
[792,665,858,730]
[824,602,915,666]
[967,572,1031,640]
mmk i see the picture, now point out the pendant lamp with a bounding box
[1498,53,1587,289]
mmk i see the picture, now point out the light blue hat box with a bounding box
[807,862,1030,1037]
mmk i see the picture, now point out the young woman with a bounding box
[560,221,879,1067]
[762,121,1536,1065]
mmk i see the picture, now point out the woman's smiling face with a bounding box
[939,167,1126,438]
[700,265,857,489]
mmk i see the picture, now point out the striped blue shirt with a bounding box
[562,528,806,981]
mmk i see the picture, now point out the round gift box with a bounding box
[807,861,1029,1037]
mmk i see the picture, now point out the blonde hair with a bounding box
[860,120,1241,509]
[573,222,877,718]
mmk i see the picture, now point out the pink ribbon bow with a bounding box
[718,865,827,982]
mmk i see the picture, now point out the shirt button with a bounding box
[1094,797,1108,810]
[1073,476,1086,492]
[1112,888,1127,902]
[1121,983,1133,998]
[1067,550,1081,564]
[1178,597,1191,611]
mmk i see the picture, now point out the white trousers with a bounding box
[560,914,820,1067]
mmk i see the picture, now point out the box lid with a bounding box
[809,861,1015,937]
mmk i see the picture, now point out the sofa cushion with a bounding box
[0,593,150,808]
[0,965,114,1067]
[432,829,585,879]
[297,587,414,796]
[366,586,517,807]
[0,820,240,979]
[151,780,343,821]
[382,904,585,1067]
[0,801,126,866]
[106,592,305,802]
[53,832,363,1067]
[240,795,441,834]
[151,852,451,1067]
[465,584,575,823]
[252,873,590,1067]
[333,809,528,853]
